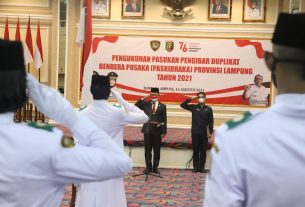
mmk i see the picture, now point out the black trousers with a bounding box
[192,133,208,170]
[144,133,161,171]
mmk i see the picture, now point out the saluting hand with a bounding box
[142,95,150,100]
[27,74,78,128]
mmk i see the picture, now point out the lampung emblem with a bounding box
[165,41,174,52]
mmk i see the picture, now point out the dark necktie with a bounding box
[152,102,156,114]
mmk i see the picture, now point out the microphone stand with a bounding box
[132,100,163,181]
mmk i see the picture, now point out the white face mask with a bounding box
[151,98,158,102]
[198,98,205,103]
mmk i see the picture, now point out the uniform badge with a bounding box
[61,136,75,148]
[212,143,219,153]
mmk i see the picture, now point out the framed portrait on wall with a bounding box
[122,0,144,18]
[208,0,232,20]
[92,0,110,18]
[243,0,266,22]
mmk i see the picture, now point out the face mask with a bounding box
[151,98,158,102]
[198,98,205,103]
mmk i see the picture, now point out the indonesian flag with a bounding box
[3,17,9,40]
[34,20,43,69]
[15,17,21,41]
[24,17,34,64]
[76,0,92,90]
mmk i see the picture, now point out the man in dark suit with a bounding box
[125,0,141,12]
[212,0,228,14]
[135,88,167,174]
[180,92,214,173]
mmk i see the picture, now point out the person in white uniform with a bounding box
[204,13,305,207]
[75,72,148,207]
[0,39,132,207]
[94,0,107,15]
[243,74,269,106]
[248,0,260,18]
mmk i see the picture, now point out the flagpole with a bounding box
[38,68,41,82]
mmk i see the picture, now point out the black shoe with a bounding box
[142,169,150,174]
[192,168,198,173]
[200,169,209,173]
[153,168,160,174]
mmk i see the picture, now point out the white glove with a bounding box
[111,89,141,113]
[26,74,78,128]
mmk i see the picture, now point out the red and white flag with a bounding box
[76,0,92,90]
[15,17,21,41]
[24,17,34,64]
[34,20,43,69]
[3,17,9,40]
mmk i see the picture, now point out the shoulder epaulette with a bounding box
[27,122,53,132]
[112,104,121,108]
[61,136,75,148]
[79,105,87,111]
[226,111,260,129]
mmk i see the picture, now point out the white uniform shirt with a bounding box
[248,8,260,17]
[94,3,107,14]
[204,94,305,207]
[76,98,148,207]
[0,112,132,207]
[244,84,268,106]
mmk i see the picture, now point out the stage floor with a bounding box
[61,167,207,207]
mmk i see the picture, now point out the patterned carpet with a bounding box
[60,168,207,207]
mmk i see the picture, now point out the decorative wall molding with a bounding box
[89,23,274,35]
[0,13,53,20]
[0,0,49,8]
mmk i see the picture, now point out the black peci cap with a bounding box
[90,74,111,100]
[107,71,118,78]
[0,39,26,113]
[150,87,159,93]
[272,13,305,51]
[0,39,25,72]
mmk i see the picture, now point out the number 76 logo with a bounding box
[179,42,188,52]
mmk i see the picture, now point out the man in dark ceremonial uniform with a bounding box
[135,88,167,174]
[107,71,118,88]
[180,92,214,173]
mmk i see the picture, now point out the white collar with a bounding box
[272,93,305,116]
[275,93,305,105]
[92,99,108,106]
[0,112,15,125]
